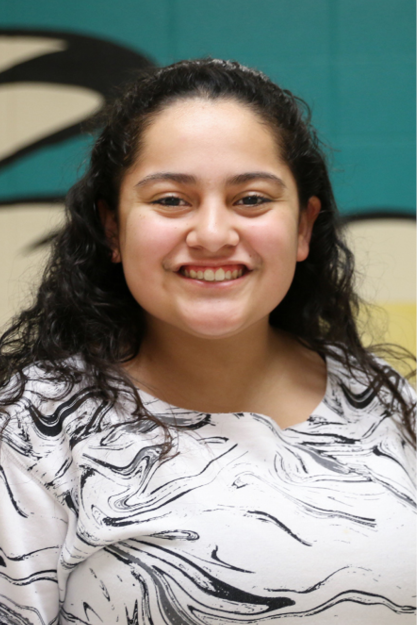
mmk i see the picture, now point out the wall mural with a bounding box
[0,28,154,326]
[0,28,414,362]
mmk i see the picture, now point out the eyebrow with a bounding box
[228,172,286,188]
[135,171,287,188]
[135,173,196,187]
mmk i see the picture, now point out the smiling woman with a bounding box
[104,99,317,339]
[0,59,415,624]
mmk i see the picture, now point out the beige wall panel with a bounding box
[344,219,416,359]
[0,36,66,73]
[344,219,416,303]
[0,204,65,330]
[0,84,102,160]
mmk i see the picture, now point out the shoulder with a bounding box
[0,361,167,515]
[328,349,415,397]
[325,349,416,437]
[0,360,139,466]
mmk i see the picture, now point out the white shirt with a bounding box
[0,355,415,624]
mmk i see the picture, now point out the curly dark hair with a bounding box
[0,58,415,447]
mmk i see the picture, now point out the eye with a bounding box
[152,195,188,207]
[236,195,272,206]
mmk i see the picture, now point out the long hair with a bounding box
[0,59,414,446]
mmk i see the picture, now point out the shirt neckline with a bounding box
[138,354,338,432]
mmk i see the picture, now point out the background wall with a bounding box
[0,0,415,354]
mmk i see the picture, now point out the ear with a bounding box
[297,196,321,262]
[97,200,121,263]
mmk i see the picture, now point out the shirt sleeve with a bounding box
[0,446,68,625]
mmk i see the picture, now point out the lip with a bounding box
[180,263,247,272]
[177,263,251,284]
[175,261,251,272]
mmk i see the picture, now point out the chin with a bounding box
[177,315,254,340]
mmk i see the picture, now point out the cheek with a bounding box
[246,217,300,311]
[119,214,183,309]
[121,215,178,270]
[245,216,300,265]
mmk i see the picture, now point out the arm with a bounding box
[0,447,68,625]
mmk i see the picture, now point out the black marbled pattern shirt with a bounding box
[0,355,415,624]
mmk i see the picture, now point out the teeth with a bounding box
[182,267,245,282]
[214,268,225,281]
[204,269,215,281]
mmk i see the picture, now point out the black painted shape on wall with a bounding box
[0,29,155,172]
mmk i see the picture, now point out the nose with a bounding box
[185,200,240,252]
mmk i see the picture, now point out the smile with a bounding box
[180,265,247,282]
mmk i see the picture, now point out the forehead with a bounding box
[152,96,271,129]
[132,97,285,173]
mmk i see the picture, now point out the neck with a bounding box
[126,318,289,413]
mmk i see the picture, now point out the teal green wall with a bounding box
[2,0,415,216]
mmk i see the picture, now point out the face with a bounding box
[103,98,320,340]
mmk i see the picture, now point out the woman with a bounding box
[0,59,415,624]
